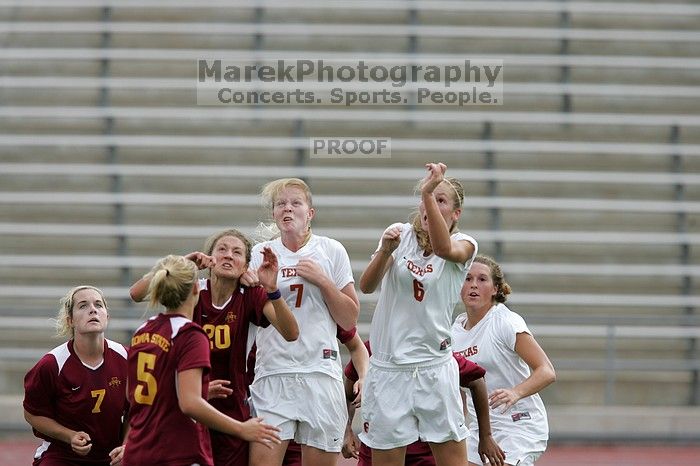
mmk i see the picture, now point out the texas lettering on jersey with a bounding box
[280,267,298,277]
[405,259,433,277]
[458,345,478,357]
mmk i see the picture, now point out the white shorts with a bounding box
[359,354,468,449]
[467,429,545,466]
[249,372,347,452]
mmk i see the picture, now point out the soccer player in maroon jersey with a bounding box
[24,285,129,466]
[123,254,282,466]
[128,229,299,466]
[342,341,505,466]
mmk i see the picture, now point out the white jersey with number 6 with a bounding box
[369,222,477,366]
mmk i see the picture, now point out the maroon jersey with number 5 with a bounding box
[23,339,128,465]
[124,314,212,466]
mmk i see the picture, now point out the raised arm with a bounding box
[359,224,401,294]
[258,246,299,341]
[129,252,214,302]
[421,163,474,264]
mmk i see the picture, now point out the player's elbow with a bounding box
[178,395,200,419]
[283,326,299,342]
[23,409,35,426]
[541,362,556,387]
[128,286,144,303]
[358,279,375,294]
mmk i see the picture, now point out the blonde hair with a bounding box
[55,285,107,338]
[473,255,512,303]
[410,177,465,252]
[146,255,198,310]
[257,178,313,244]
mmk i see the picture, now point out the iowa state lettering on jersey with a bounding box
[281,267,298,277]
[131,332,171,352]
[406,259,433,277]
[458,345,478,357]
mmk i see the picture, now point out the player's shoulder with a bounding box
[106,339,128,360]
[252,237,280,252]
[490,303,527,329]
[30,341,72,374]
[312,234,347,253]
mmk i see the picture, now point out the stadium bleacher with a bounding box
[0,0,698,440]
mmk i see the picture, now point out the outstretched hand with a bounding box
[256,247,279,292]
[185,251,215,270]
[421,162,447,195]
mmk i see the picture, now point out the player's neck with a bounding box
[210,275,239,306]
[466,303,491,329]
[73,333,104,366]
[281,229,312,252]
[166,303,194,320]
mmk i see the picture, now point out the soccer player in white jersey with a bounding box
[247,178,360,466]
[451,255,556,466]
[359,162,478,466]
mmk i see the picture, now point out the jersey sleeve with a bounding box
[452,352,486,386]
[452,231,479,271]
[497,309,531,351]
[249,242,264,271]
[336,325,357,345]
[245,286,271,328]
[328,239,354,290]
[176,326,211,374]
[23,355,58,418]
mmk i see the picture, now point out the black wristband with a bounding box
[267,289,282,300]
